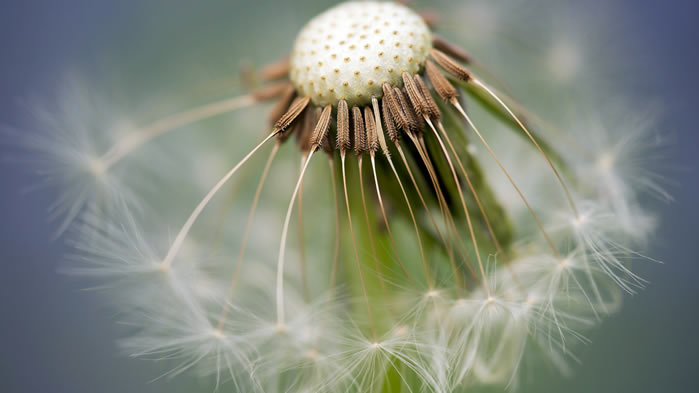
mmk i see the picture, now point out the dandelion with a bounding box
[16,1,662,392]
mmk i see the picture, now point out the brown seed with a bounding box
[353,106,367,155]
[432,35,472,64]
[430,49,472,81]
[268,85,297,127]
[274,96,311,136]
[381,98,400,143]
[364,106,379,154]
[382,83,408,131]
[261,56,291,80]
[414,74,441,120]
[336,99,351,153]
[314,107,333,154]
[395,88,422,133]
[296,106,316,152]
[402,72,427,118]
[321,132,334,154]
[278,114,301,143]
[311,105,333,150]
[425,60,458,102]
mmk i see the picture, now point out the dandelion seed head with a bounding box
[290,1,431,106]
[19,0,666,390]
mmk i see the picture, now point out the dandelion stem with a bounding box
[366,98,416,287]
[407,132,467,292]
[341,153,377,342]
[276,149,316,327]
[386,148,432,289]
[436,119,524,290]
[328,157,342,290]
[371,97,431,289]
[211,155,256,251]
[297,154,310,302]
[471,79,579,218]
[216,140,280,332]
[452,102,562,258]
[161,132,276,270]
[425,117,489,294]
[411,125,479,289]
[436,121,507,261]
[395,143,457,284]
[370,154,415,287]
[357,156,385,294]
[101,94,256,170]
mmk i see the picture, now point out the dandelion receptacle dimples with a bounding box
[25,1,662,392]
[290,1,432,107]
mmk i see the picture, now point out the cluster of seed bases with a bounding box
[290,1,432,107]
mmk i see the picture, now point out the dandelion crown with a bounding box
[30,0,661,392]
[290,2,431,106]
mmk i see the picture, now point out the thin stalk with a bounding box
[406,132,466,292]
[102,95,256,169]
[370,154,415,287]
[276,150,316,327]
[342,153,377,342]
[436,121,506,260]
[385,151,432,289]
[162,132,276,270]
[357,156,386,295]
[329,157,342,289]
[395,143,457,283]
[453,102,562,258]
[470,80,579,218]
[216,140,280,332]
[297,155,310,302]
[425,117,490,294]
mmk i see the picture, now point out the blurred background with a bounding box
[1,0,696,392]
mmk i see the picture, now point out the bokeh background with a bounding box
[1,0,697,392]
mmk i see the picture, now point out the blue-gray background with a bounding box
[1,1,697,392]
